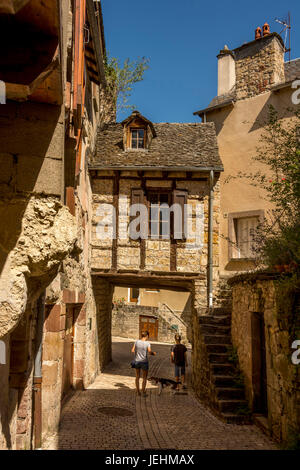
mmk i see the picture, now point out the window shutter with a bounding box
[172,190,188,240]
[130,189,146,240]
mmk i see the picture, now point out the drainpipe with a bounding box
[208,170,214,310]
[32,292,45,450]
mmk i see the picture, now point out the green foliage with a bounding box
[226,346,246,388]
[280,428,300,450]
[235,404,251,416]
[104,55,150,113]
[227,345,239,365]
[275,274,300,339]
[114,297,126,308]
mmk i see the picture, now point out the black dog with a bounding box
[148,376,180,395]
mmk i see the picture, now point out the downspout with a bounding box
[208,170,214,310]
[32,292,45,450]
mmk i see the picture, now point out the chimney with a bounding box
[255,27,262,40]
[234,27,285,100]
[217,45,236,96]
[263,22,270,36]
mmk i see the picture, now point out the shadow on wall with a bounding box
[181,294,192,343]
[249,92,296,134]
[0,101,62,278]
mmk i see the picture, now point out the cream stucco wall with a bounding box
[206,85,297,274]
[113,286,191,312]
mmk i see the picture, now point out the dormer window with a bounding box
[131,128,145,149]
[122,110,157,151]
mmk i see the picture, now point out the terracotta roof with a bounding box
[91,122,223,170]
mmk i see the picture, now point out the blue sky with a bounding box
[101,0,300,123]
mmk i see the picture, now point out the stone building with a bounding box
[192,25,300,439]
[0,0,108,450]
[194,25,300,276]
[89,110,223,364]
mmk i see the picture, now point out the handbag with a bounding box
[130,360,136,368]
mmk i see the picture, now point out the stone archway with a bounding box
[91,273,207,371]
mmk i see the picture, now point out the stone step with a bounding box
[199,315,231,326]
[211,307,232,316]
[215,387,245,400]
[213,375,237,387]
[208,353,230,363]
[204,334,231,345]
[206,344,229,354]
[220,412,252,425]
[218,399,249,413]
[200,324,231,335]
[211,363,235,376]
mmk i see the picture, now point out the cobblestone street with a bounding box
[44,337,277,450]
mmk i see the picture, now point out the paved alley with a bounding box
[44,337,276,450]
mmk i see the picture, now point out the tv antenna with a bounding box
[275,12,291,62]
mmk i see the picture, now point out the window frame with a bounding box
[129,127,146,149]
[228,210,264,261]
[147,190,172,240]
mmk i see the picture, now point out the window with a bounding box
[228,211,264,260]
[130,288,139,303]
[149,192,170,239]
[130,189,188,241]
[130,129,145,149]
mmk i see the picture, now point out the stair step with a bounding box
[208,353,230,363]
[204,335,231,345]
[213,375,237,387]
[220,412,252,425]
[215,387,245,400]
[199,316,231,326]
[206,344,229,353]
[211,307,232,316]
[211,364,235,376]
[200,324,231,335]
[218,399,249,413]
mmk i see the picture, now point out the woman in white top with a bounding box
[131,330,156,396]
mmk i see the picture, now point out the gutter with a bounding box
[89,165,224,172]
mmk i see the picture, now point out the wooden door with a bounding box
[139,316,158,341]
[251,312,268,415]
[62,306,75,398]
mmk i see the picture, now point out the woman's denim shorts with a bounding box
[135,361,149,371]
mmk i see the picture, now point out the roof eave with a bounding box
[193,100,235,116]
[89,165,224,172]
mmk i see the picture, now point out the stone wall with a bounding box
[235,34,285,100]
[111,303,190,344]
[92,278,113,370]
[229,274,300,442]
[91,173,221,284]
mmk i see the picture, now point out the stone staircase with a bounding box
[198,306,251,424]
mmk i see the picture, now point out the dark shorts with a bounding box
[175,364,185,377]
[135,361,149,371]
